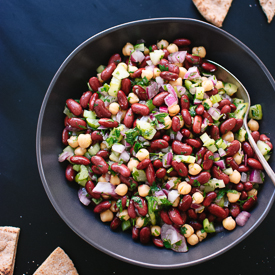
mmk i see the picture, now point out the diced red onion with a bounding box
[214,159,226,169]
[194,98,202,105]
[58,151,74,162]
[156,123,165,130]
[208,75,217,86]
[249,169,264,183]
[102,133,109,141]
[154,190,166,198]
[221,93,232,102]
[145,65,155,72]
[236,211,251,226]
[241,172,247,183]
[164,94,177,107]
[139,116,150,122]
[168,51,187,64]
[176,131,183,141]
[196,158,202,165]
[93,182,116,196]
[119,151,130,162]
[189,87,196,95]
[203,92,209,99]
[146,82,158,99]
[161,225,181,245]
[98,125,108,130]
[114,111,123,123]
[155,76,164,86]
[78,188,91,206]
[131,50,145,63]
[104,173,111,182]
[162,189,169,197]
[97,86,108,96]
[175,85,186,97]
[168,190,180,203]
[170,131,175,140]
[165,178,175,190]
[166,84,178,101]
[161,146,170,153]
[208,107,221,121]
[218,147,226,157]
[112,144,125,153]
[103,96,116,107]
[213,152,220,160]
[159,106,168,113]
[213,103,219,108]
[146,60,153,66]
[201,118,209,132]
[171,234,188,253]
[215,224,224,233]
[183,66,201,80]
[223,197,229,207]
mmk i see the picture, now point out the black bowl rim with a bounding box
[36,17,275,269]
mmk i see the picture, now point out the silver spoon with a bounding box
[207,60,275,186]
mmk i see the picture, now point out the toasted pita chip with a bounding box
[259,0,275,23]
[33,247,79,275]
[0,226,20,275]
[192,0,233,27]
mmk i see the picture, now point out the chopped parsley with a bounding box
[159,64,169,71]
[154,113,168,124]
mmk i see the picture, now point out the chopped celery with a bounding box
[207,178,225,189]
[204,139,218,153]
[195,87,204,100]
[77,165,89,181]
[210,94,222,104]
[236,127,247,142]
[215,138,227,149]
[108,76,121,97]
[223,168,233,175]
[63,146,74,154]
[134,43,145,51]
[73,164,81,172]
[136,120,156,140]
[203,218,216,233]
[121,220,131,231]
[204,185,216,193]
[232,98,244,106]
[149,50,164,65]
[132,167,147,182]
[185,80,193,90]
[264,154,271,161]
[224,83,238,96]
[86,118,99,128]
[88,143,100,156]
[83,110,96,119]
[234,103,248,119]
[173,155,196,164]
[146,197,157,225]
[200,133,210,143]
[106,125,124,148]
[257,140,271,156]
[63,106,74,118]
[96,65,105,74]
[249,104,262,120]
[112,65,129,80]
[84,152,92,159]
[109,151,120,162]
[146,99,156,112]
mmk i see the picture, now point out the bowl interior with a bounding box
[37,18,275,269]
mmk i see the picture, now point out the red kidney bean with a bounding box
[220,105,231,114]
[70,155,90,165]
[128,200,137,219]
[202,110,214,123]
[65,164,76,182]
[242,196,257,210]
[178,196,192,213]
[238,165,250,173]
[229,103,236,112]
[131,103,150,116]
[132,85,148,100]
[207,214,216,223]
[208,204,227,219]
[152,92,169,107]
[163,49,169,59]
[220,118,237,134]
[218,99,231,109]
[123,107,134,128]
[186,54,201,65]
[212,166,230,184]
[159,58,169,66]
[152,130,162,140]
[192,115,202,134]
[91,156,109,174]
[201,62,217,72]
[260,134,270,142]
[151,139,169,150]
[168,63,179,74]
[139,55,151,68]
[196,104,205,115]
[210,125,220,140]
[203,191,217,207]
[152,237,164,248]
[101,63,116,81]
[168,208,184,225]
[151,44,158,51]
[88,93,99,111]
[251,131,260,142]
[172,141,193,155]
[132,227,140,241]
[265,140,273,150]
[203,150,214,170]
[189,171,211,185]
[108,53,121,65]
[119,175,138,191]
[62,128,69,145]
[189,220,203,230]
[91,130,103,143]
[93,99,112,118]
[98,118,119,128]
[226,157,239,170]
[181,109,192,126]
[153,159,163,169]
[117,90,129,110]
[226,140,241,157]
[140,227,151,244]
[235,183,244,192]
[66,99,82,116]
[243,142,254,158]
[131,68,145,78]
[247,158,263,170]
[196,146,207,163]
[137,159,151,170]
[85,180,101,199]
[64,116,70,126]
[240,191,248,200]
[173,38,191,46]
[67,118,87,130]
[146,163,155,185]
[133,196,148,216]
[180,95,190,110]
[232,119,243,132]
[181,129,191,139]
[96,150,109,160]
[88,77,101,92]
[230,203,241,218]
[94,201,111,213]
[111,163,131,177]
[185,138,201,148]
[243,182,253,191]
[172,116,181,132]
[160,210,173,225]
[198,212,207,222]
[80,91,92,109]
[206,88,218,97]
[187,209,198,220]
[171,161,188,177]
[162,135,170,143]
[110,217,121,230]
[156,168,166,178]
[160,71,178,81]
[121,78,131,95]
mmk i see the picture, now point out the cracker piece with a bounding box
[259,0,275,23]
[0,226,20,275]
[33,247,78,275]
[192,0,233,27]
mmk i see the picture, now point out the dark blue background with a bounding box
[1,0,275,274]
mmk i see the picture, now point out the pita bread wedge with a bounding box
[0,226,20,275]
[192,0,233,27]
[259,0,275,23]
[33,247,79,275]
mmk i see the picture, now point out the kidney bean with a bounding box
[181,109,192,126]
[121,78,131,95]
[172,141,193,155]
[195,104,204,115]
[133,85,147,100]
[203,150,214,170]
[88,77,101,92]
[186,54,201,65]
[226,157,239,170]
[116,90,129,110]
[240,191,248,200]
[91,156,109,174]
[108,53,121,65]
[242,196,257,210]
[79,91,92,109]
[178,195,192,212]
[88,93,99,111]
[152,237,164,248]
[168,63,179,74]
[265,140,273,150]
[238,165,250,173]
[168,208,184,225]
[119,175,138,191]
[189,171,211,185]
[65,164,76,182]
[137,159,151,170]
[226,140,241,157]
[156,168,166,178]
[212,166,230,184]
[153,159,163,169]
[94,201,111,213]
[207,214,216,223]
[210,125,220,141]
[229,203,241,218]
[64,116,70,127]
[198,212,207,222]
[185,138,201,148]
[101,63,116,81]
[171,116,181,132]
[189,220,203,230]
[131,68,145,78]
[218,99,231,109]
[190,187,201,196]
[85,180,101,199]
[139,55,151,68]
[62,128,69,145]
[70,155,90,165]
[111,163,131,177]
[93,99,112,118]
[96,150,109,160]
[208,204,227,219]
[123,107,134,128]
[160,71,178,81]
[131,103,150,116]
[242,142,254,158]
[159,58,169,66]
[180,95,190,110]
[260,134,270,142]
[220,118,237,134]
[98,118,119,128]
[146,163,155,185]
[235,183,244,192]
[243,181,253,191]
[251,131,260,142]
[181,129,191,139]
[66,99,82,116]
[91,130,103,143]
[192,115,202,134]
[220,105,231,114]
[151,139,169,151]
[203,191,217,207]
[163,49,170,59]
[196,146,207,163]
[110,217,121,230]
[67,118,87,130]
[206,88,218,97]
[201,62,217,72]
[171,161,188,177]
[162,135,171,143]
[173,38,191,46]
[187,209,198,220]
[202,110,213,123]
[160,210,173,225]
[133,196,148,216]
[152,130,162,140]
[247,158,263,170]
[140,227,151,244]
[232,119,243,132]
[132,227,140,241]
[128,200,137,219]
[152,92,169,107]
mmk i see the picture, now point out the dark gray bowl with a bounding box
[36,18,275,269]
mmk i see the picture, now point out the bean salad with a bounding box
[59,38,273,252]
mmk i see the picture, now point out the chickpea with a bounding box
[115,184,128,196]
[74,147,87,156]
[222,216,236,231]
[167,43,179,53]
[136,148,150,161]
[222,131,234,142]
[182,224,194,238]
[144,47,150,55]
[178,181,192,195]
[110,174,121,185]
[192,46,206,58]
[100,142,107,150]
[108,102,120,116]
[98,175,107,182]
[202,98,213,108]
[164,116,172,129]
[247,188,258,197]
[157,39,169,49]
[77,134,92,149]
[168,104,180,116]
[138,184,150,197]
[110,201,118,212]
[229,170,241,184]
[227,191,241,203]
[187,234,199,246]
[172,196,180,207]
[196,230,207,242]
[151,225,161,236]
[202,79,214,92]
[179,67,187,78]
[188,163,202,176]
[128,93,139,104]
[122,42,134,56]
[192,192,204,204]
[141,69,154,81]
[248,119,259,131]
[67,136,78,148]
[118,209,130,221]
[100,209,114,222]
[169,77,182,87]
[127,158,139,172]
[215,80,224,90]
[153,67,161,78]
[201,76,208,82]
[233,152,243,165]
[128,65,138,74]
[135,217,145,228]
